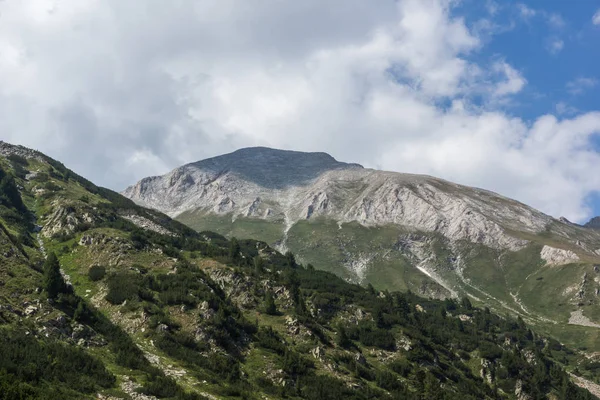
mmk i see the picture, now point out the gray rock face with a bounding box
[586,217,600,230]
[540,245,580,265]
[0,141,45,161]
[122,147,577,251]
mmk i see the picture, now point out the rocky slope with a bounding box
[125,148,546,250]
[124,147,600,254]
[123,148,600,327]
[3,140,598,399]
[586,217,600,230]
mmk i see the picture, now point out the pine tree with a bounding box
[229,237,241,265]
[73,300,87,321]
[461,296,473,310]
[253,256,264,274]
[264,291,277,315]
[43,252,67,300]
[285,251,296,268]
[336,325,351,349]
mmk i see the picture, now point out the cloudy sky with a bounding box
[1,0,600,222]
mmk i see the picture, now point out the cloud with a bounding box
[546,13,565,29]
[515,4,565,30]
[517,4,536,19]
[566,77,599,95]
[593,9,600,25]
[546,38,564,54]
[485,1,499,16]
[555,102,578,116]
[1,0,600,222]
[491,62,527,97]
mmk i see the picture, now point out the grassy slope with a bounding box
[1,146,600,399]
[177,209,600,356]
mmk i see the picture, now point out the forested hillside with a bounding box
[0,141,598,399]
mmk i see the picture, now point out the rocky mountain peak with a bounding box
[0,140,44,161]
[585,216,600,230]
[185,147,363,189]
[123,147,600,275]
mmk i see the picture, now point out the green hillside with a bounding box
[177,210,600,353]
[0,143,599,399]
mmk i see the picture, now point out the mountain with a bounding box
[586,217,600,230]
[1,140,599,398]
[124,148,600,346]
[124,147,556,251]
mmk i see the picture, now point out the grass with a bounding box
[177,210,600,335]
[177,211,286,245]
[518,263,587,322]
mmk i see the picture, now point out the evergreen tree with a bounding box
[229,237,241,265]
[253,256,264,274]
[286,269,301,304]
[294,293,308,317]
[43,252,67,300]
[285,251,296,268]
[264,291,277,315]
[423,372,443,399]
[73,300,88,321]
[336,325,351,349]
[461,296,473,310]
[367,283,377,295]
[0,166,27,213]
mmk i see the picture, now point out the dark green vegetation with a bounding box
[0,329,115,399]
[178,211,600,355]
[0,142,598,399]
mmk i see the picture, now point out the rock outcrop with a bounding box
[122,147,587,252]
[585,216,600,230]
[540,245,580,265]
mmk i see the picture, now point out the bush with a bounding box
[105,272,144,305]
[88,265,106,282]
[43,252,69,300]
[256,326,286,355]
[263,291,277,315]
[0,328,115,398]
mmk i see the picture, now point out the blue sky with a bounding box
[458,0,600,217]
[458,0,600,120]
[1,0,600,222]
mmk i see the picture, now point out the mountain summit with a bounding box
[187,147,364,188]
[124,147,600,331]
[585,216,600,230]
[1,140,598,399]
[124,147,598,252]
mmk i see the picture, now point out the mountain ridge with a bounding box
[122,146,600,351]
[123,146,600,255]
[3,140,599,399]
[586,216,600,230]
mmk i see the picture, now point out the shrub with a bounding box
[105,272,144,305]
[43,252,69,300]
[88,265,106,282]
[263,291,277,315]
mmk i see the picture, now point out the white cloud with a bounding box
[593,9,600,25]
[555,102,578,116]
[515,5,565,30]
[546,38,564,54]
[546,13,565,29]
[492,62,527,97]
[517,4,536,19]
[1,0,600,222]
[567,77,599,95]
[485,1,499,16]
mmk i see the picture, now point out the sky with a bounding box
[1,0,600,223]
